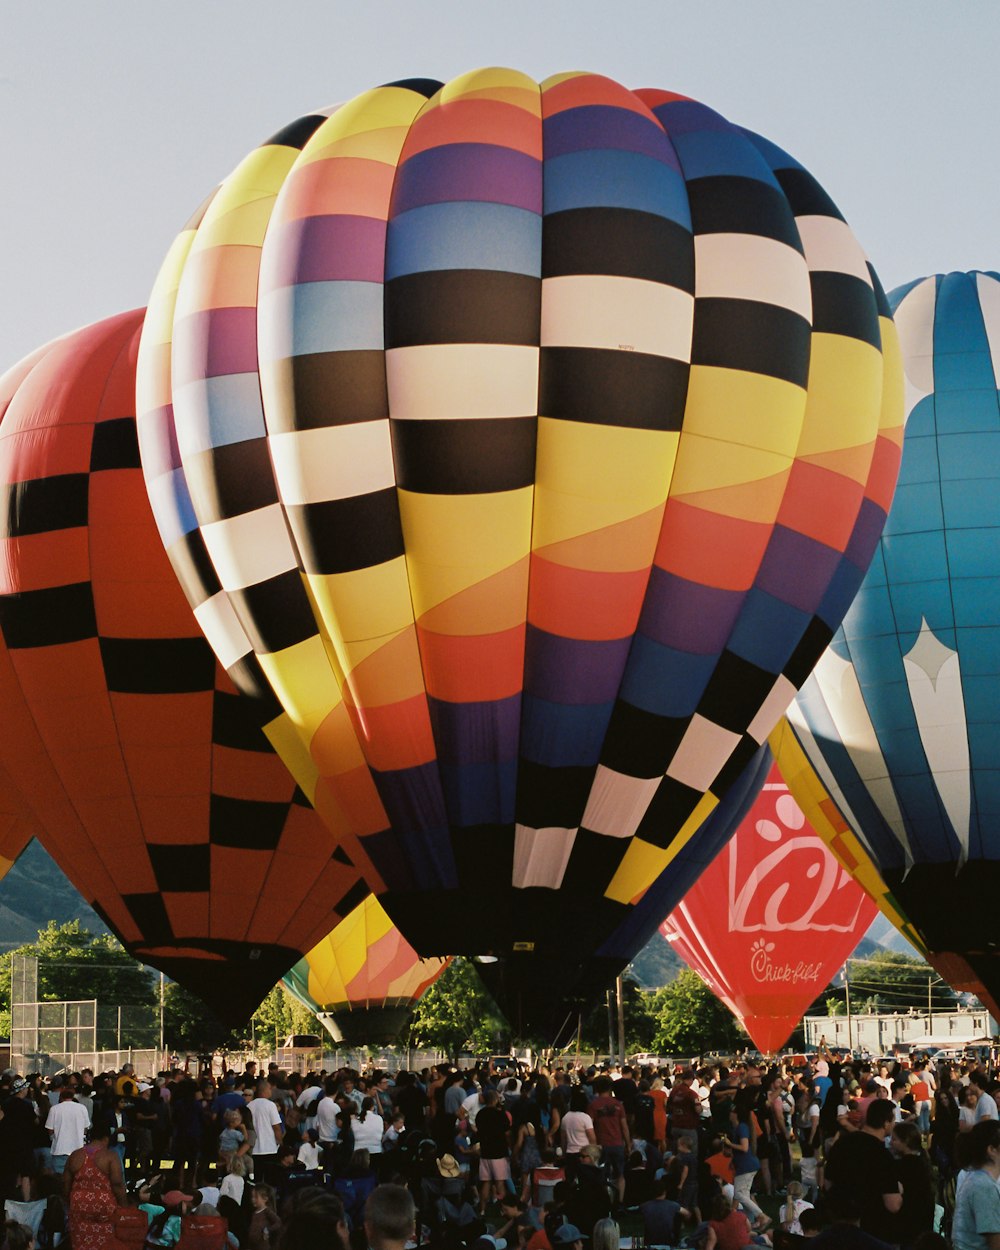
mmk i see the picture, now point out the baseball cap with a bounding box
[11,1077,28,1093]
[162,1190,194,1207]
[552,1227,585,1245]
[473,1238,507,1250]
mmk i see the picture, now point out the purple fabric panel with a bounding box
[756,525,843,613]
[172,307,259,387]
[543,105,682,171]
[523,626,632,705]
[844,497,889,572]
[390,144,543,215]
[427,693,521,765]
[638,567,747,655]
[265,214,388,288]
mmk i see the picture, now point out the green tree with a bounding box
[252,985,324,1053]
[576,977,660,1055]
[407,958,507,1062]
[161,982,245,1054]
[650,969,748,1057]
[810,951,958,1017]
[0,921,155,1011]
[826,996,846,1017]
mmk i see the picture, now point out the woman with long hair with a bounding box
[63,1119,126,1250]
[892,1121,935,1250]
[952,1119,1000,1250]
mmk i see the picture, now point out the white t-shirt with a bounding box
[975,1093,998,1123]
[220,1175,244,1204]
[562,1111,594,1153]
[316,1096,340,1143]
[353,1112,384,1154]
[298,1142,322,1169]
[248,1097,282,1155]
[461,1092,485,1126]
[296,1086,323,1109]
[46,1100,90,1156]
[783,1198,814,1236]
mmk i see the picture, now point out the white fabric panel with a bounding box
[385,344,538,420]
[746,673,798,744]
[666,715,741,793]
[795,216,873,284]
[540,275,694,360]
[693,234,811,320]
[811,649,912,863]
[269,422,395,504]
[890,275,936,422]
[512,825,577,888]
[580,767,661,839]
[193,591,252,669]
[976,273,1000,388]
[201,503,297,591]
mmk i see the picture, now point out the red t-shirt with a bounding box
[710,1211,753,1250]
[588,1095,627,1147]
[666,1084,700,1130]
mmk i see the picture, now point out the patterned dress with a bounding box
[68,1145,118,1250]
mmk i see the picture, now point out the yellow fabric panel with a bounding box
[141,230,197,347]
[258,636,349,745]
[680,366,806,458]
[438,67,539,107]
[304,125,412,166]
[535,418,678,509]
[193,145,299,232]
[671,470,790,523]
[877,315,905,437]
[540,71,591,89]
[298,87,440,164]
[187,194,283,256]
[669,428,795,498]
[398,488,534,623]
[262,713,320,803]
[307,560,414,648]
[796,336,883,457]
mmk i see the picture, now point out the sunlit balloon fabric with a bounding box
[791,270,1000,1008]
[662,762,877,1052]
[137,68,903,980]
[283,895,448,1045]
[0,310,366,1022]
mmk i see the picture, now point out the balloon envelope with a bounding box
[282,895,449,1045]
[137,71,902,1027]
[661,762,877,1051]
[0,310,367,1023]
[791,271,1000,1011]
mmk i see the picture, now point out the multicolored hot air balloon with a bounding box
[0,310,367,1023]
[790,270,1000,1014]
[283,896,449,1044]
[661,760,878,1052]
[136,69,902,1029]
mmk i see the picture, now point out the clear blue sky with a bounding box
[2,0,998,366]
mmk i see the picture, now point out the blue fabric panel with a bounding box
[518,695,613,768]
[542,150,691,222]
[726,586,810,672]
[386,202,542,278]
[618,634,717,718]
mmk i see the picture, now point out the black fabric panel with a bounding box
[868,263,892,319]
[697,649,777,734]
[123,892,173,944]
[451,823,513,897]
[560,827,629,893]
[380,78,444,97]
[167,529,222,608]
[332,878,371,919]
[691,299,811,387]
[209,794,288,850]
[226,655,283,713]
[886,862,1000,955]
[542,208,695,291]
[516,760,596,830]
[99,636,216,694]
[634,776,705,848]
[599,702,689,778]
[265,114,327,150]
[391,416,537,494]
[228,569,319,655]
[773,167,846,222]
[183,440,279,524]
[686,176,804,251]
[712,734,765,796]
[90,417,141,471]
[385,270,541,348]
[783,615,834,689]
[148,842,210,892]
[331,844,353,866]
[539,347,688,431]
[811,272,881,349]
[3,474,89,537]
[212,689,271,752]
[287,489,405,575]
[268,350,389,432]
[0,582,97,648]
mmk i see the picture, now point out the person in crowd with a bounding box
[890,1121,934,1249]
[63,1118,126,1250]
[704,1191,756,1250]
[587,1077,630,1205]
[474,1089,511,1215]
[0,1078,37,1201]
[249,1081,283,1184]
[245,1183,281,1250]
[639,1176,685,1245]
[560,1090,595,1180]
[824,1099,902,1245]
[365,1184,416,1250]
[47,1087,91,1176]
[277,1190,350,1250]
[952,1119,1000,1250]
[724,1105,769,1232]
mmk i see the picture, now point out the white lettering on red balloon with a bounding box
[749,938,824,984]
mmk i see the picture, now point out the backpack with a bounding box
[174,1215,229,1250]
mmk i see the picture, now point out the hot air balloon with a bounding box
[661,760,878,1052]
[0,310,368,1023]
[282,896,449,1044]
[136,69,902,1031]
[790,270,1000,1016]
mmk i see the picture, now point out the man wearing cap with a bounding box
[0,1077,37,1200]
[114,1063,139,1098]
[551,1224,584,1250]
[47,1086,90,1175]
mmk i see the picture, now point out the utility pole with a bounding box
[928,976,933,1031]
[159,972,165,1059]
[616,974,626,1067]
[844,960,853,1052]
[606,988,615,1063]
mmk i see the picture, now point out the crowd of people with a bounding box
[0,1045,997,1250]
